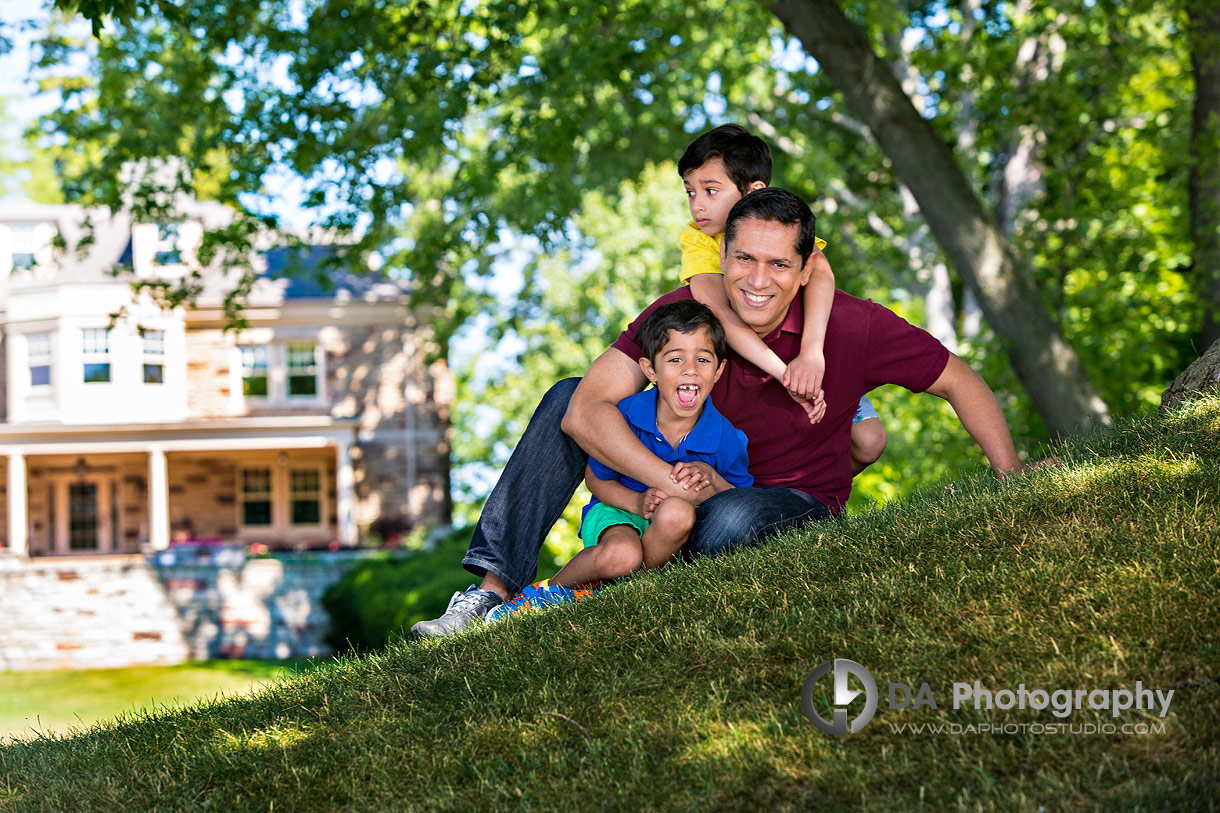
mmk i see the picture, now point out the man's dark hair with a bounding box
[677,124,772,194]
[723,187,818,266]
[637,300,728,365]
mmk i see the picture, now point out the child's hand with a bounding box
[670,461,715,493]
[639,488,668,520]
[782,351,825,403]
[789,390,827,425]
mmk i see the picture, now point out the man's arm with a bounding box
[562,348,710,503]
[924,354,1022,476]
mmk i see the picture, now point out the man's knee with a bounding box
[540,377,581,414]
[686,488,827,557]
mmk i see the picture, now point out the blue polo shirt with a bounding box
[583,388,753,525]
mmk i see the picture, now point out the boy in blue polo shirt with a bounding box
[487,300,752,620]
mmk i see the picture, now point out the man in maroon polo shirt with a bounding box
[413,188,1025,638]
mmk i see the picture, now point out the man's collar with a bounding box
[759,292,805,343]
[627,388,725,453]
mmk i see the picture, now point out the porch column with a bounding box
[148,446,170,550]
[7,452,28,556]
[335,441,357,545]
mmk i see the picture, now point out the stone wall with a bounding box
[0,546,373,671]
[327,322,454,532]
[184,330,236,418]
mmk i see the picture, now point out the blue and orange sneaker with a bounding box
[485,580,595,622]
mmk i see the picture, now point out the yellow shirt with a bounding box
[679,221,827,284]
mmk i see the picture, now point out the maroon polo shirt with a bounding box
[611,287,950,512]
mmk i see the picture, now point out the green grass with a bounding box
[2,398,1219,811]
[0,661,320,742]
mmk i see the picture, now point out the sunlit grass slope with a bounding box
[2,398,1219,811]
[0,661,320,741]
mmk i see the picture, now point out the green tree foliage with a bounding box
[29,0,1203,509]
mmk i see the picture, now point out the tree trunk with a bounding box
[1161,339,1220,412]
[766,0,1112,436]
[1187,0,1220,349]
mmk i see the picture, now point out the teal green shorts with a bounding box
[580,502,649,548]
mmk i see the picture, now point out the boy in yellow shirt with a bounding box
[677,124,887,474]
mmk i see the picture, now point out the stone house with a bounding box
[0,200,453,558]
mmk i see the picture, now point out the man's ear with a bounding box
[712,358,727,385]
[799,254,815,286]
[639,356,658,383]
[747,180,766,193]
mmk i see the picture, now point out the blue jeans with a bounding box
[463,378,832,593]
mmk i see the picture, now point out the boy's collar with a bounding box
[626,388,725,453]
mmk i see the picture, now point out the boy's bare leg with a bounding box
[640,497,696,569]
[551,526,645,589]
[850,417,888,475]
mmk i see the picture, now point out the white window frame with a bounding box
[155,223,182,265]
[82,328,112,384]
[288,467,324,527]
[240,345,271,400]
[286,343,321,399]
[236,461,330,537]
[239,467,274,528]
[235,343,325,406]
[27,332,53,388]
[141,328,166,385]
[9,222,52,270]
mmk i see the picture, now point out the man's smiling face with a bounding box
[720,217,813,337]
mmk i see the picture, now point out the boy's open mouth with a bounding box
[676,383,700,409]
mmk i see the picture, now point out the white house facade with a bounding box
[0,201,453,558]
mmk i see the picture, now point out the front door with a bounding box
[68,481,100,551]
[54,477,116,554]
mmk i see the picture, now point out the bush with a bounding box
[321,528,477,653]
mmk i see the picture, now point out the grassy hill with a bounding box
[2,398,1219,812]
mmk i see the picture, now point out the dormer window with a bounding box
[82,328,112,383]
[142,328,166,384]
[8,221,54,270]
[155,223,181,265]
[27,332,53,387]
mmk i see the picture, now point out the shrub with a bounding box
[321,528,476,652]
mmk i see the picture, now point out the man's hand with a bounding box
[638,487,668,520]
[783,351,825,404]
[670,461,715,493]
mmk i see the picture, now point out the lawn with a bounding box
[0,660,320,742]
[1,397,1218,811]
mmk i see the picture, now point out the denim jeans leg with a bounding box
[463,378,587,593]
[683,487,830,559]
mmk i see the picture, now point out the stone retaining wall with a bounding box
[0,546,373,671]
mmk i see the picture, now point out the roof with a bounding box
[261,246,411,302]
